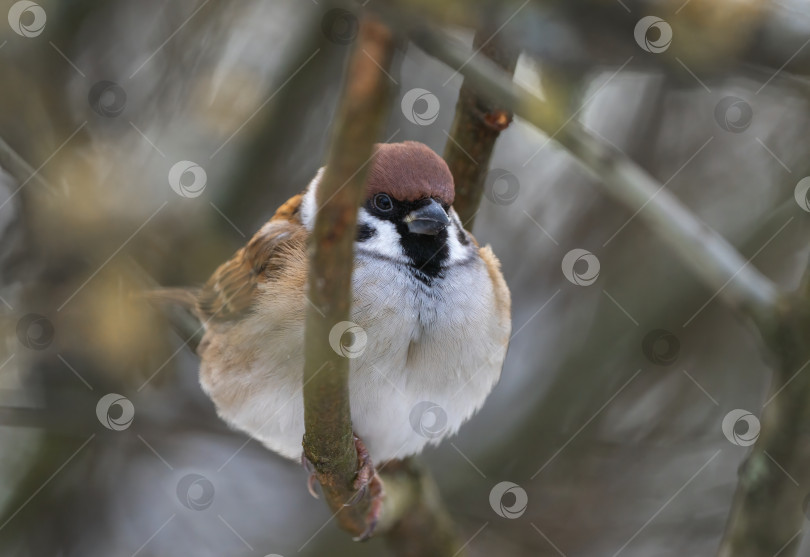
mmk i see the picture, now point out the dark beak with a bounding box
[405,199,450,235]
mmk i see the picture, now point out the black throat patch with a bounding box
[394,223,449,284]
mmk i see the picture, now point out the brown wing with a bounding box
[196,193,305,323]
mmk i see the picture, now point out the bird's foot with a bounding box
[347,433,384,541]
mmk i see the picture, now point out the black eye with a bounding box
[372,193,393,212]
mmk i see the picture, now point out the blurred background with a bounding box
[2,0,810,555]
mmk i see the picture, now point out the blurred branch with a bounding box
[411,26,782,330]
[443,29,519,226]
[381,459,463,556]
[715,282,810,556]
[412,23,810,557]
[386,0,810,83]
[715,275,810,557]
[301,16,462,554]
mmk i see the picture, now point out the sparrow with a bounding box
[159,141,510,532]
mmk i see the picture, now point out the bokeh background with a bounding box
[2,0,810,555]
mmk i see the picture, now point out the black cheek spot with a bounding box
[457,228,469,246]
[356,224,376,242]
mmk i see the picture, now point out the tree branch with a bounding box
[443,29,519,226]
[301,17,463,554]
[388,0,810,82]
[715,284,810,557]
[301,15,395,536]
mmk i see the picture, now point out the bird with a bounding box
[156,141,510,535]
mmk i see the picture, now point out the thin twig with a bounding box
[443,27,519,226]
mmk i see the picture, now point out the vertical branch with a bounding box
[301,17,465,555]
[302,16,395,534]
[381,459,464,557]
[715,286,810,557]
[443,30,519,226]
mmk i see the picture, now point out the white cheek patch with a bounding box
[299,167,325,231]
[356,208,407,262]
[445,208,474,265]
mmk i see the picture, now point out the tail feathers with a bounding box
[142,288,200,312]
[142,287,206,347]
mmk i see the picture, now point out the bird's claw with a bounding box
[301,454,320,499]
[302,435,384,540]
[348,434,384,541]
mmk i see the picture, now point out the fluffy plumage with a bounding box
[192,141,511,462]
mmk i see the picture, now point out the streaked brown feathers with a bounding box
[197,194,305,323]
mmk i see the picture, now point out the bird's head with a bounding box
[302,141,473,282]
[363,141,454,237]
